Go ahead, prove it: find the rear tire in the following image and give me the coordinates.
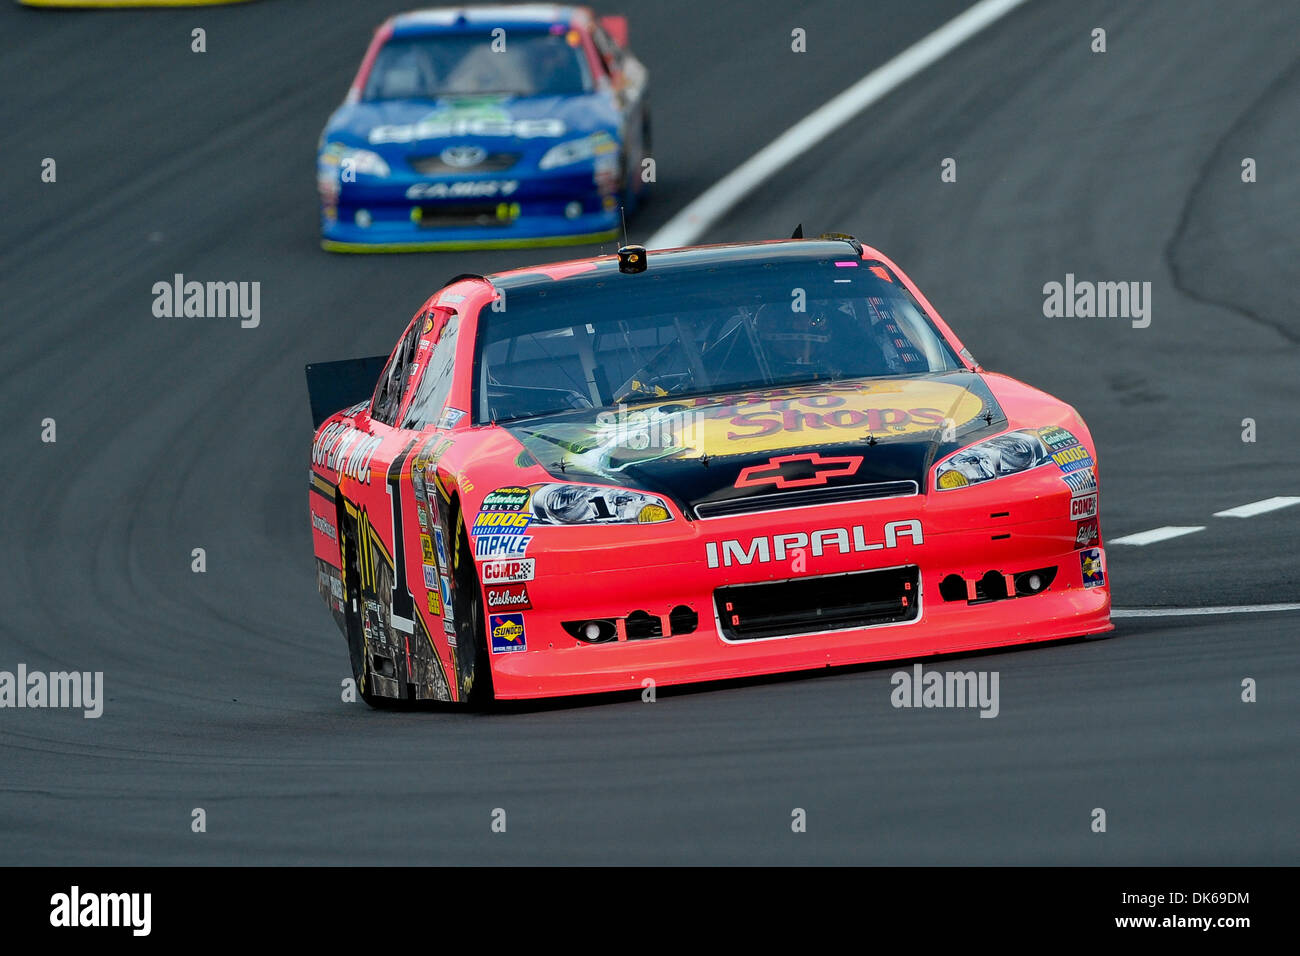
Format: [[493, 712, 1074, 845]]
[[340, 513, 396, 709]]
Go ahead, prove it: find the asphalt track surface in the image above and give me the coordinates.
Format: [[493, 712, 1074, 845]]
[[1, 0, 1296, 864]]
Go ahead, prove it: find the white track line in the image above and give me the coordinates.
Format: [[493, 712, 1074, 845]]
[[1213, 496, 1300, 518], [1113, 603, 1300, 618], [645, 0, 1033, 249], [1109, 526, 1205, 546]]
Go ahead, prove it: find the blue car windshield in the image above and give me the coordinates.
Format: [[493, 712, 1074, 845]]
[[469, 257, 966, 425], [363, 30, 591, 99]]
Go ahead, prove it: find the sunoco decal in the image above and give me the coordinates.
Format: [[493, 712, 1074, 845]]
[[489, 613, 527, 654]]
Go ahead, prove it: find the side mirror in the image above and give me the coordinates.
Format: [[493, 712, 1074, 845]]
[[598, 15, 629, 48]]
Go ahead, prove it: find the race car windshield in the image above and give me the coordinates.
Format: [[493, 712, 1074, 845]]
[[469, 258, 966, 425], [363, 31, 592, 100]]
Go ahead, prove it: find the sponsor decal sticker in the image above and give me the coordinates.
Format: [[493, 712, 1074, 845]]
[[311, 513, 338, 540], [434, 527, 448, 566], [439, 575, 454, 620], [1080, 548, 1105, 588], [481, 486, 531, 512], [475, 534, 532, 558], [1050, 444, 1094, 474], [472, 511, 532, 535], [1075, 519, 1100, 548], [422, 564, 438, 588], [486, 584, 532, 611], [1038, 426, 1079, 450], [489, 613, 527, 654], [1063, 468, 1097, 494], [427, 590, 442, 616], [420, 534, 436, 563], [481, 558, 535, 583], [436, 408, 466, 430], [1070, 492, 1099, 520]]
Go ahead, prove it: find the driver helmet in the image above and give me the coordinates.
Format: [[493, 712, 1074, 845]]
[[754, 300, 854, 372]]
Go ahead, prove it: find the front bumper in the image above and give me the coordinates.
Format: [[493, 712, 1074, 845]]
[[481, 482, 1113, 699], [319, 169, 621, 252]]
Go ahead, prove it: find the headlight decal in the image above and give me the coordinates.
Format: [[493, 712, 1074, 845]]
[[933, 426, 1099, 504], [538, 131, 617, 170], [933, 430, 1052, 490], [321, 143, 391, 180], [529, 483, 673, 525]]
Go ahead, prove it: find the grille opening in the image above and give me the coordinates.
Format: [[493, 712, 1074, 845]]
[[409, 152, 520, 174], [939, 574, 968, 602], [668, 605, 699, 635], [371, 654, 396, 678], [975, 571, 1008, 602], [414, 203, 518, 229], [695, 480, 917, 518], [625, 610, 663, 640], [715, 566, 919, 641]]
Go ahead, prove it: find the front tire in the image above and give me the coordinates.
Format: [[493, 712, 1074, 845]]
[[451, 509, 495, 707]]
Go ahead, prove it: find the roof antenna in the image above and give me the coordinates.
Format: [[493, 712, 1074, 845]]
[[620, 204, 630, 248], [791, 223, 804, 239]]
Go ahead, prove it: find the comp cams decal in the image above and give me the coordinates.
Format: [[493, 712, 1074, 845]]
[[481, 559, 535, 584]]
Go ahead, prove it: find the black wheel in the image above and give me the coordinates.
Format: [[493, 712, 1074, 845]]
[[340, 514, 393, 709], [450, 508, 494, 707]]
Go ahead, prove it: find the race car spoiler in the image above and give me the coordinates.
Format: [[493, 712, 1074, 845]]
[[305, 355, 387, 428]]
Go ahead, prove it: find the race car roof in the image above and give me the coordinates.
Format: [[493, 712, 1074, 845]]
[[483, 238, 868, 293], [391, 5, 583, 36]]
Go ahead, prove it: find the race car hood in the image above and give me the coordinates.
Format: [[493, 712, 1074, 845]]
[[323, 93, 618, 158], [501, 372, 1008, 516]]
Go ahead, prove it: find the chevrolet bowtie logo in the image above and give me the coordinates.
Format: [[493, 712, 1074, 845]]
[[734, 452, 864, 490]]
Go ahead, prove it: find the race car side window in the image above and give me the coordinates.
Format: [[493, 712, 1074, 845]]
[[590, 26, 623, 76], [371, 319, 420, 426], [402, 311, 462, 429]]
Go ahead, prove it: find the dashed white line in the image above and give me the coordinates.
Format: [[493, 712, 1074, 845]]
[[1213, 496, 1300, 519], [645, 0, 1033, 249], [1113, 603, 1300, 618], [1109, 526, 1205, 546]]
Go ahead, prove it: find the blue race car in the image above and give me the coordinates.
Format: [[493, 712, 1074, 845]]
[[317, 5, 651, 252]]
